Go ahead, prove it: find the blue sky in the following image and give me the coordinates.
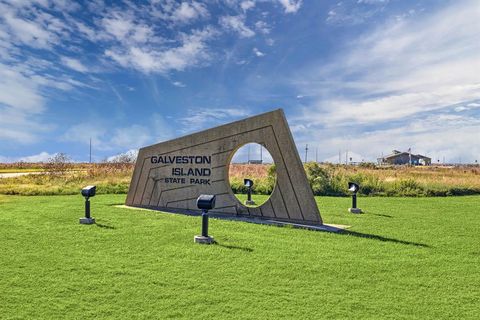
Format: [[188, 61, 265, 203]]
[[0, 0, 479, 163]]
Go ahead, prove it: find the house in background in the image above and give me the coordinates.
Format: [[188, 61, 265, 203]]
[[377, 150, 432, 166]]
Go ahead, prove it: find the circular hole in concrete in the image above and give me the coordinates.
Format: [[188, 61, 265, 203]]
[[228, 143, 276, 208]]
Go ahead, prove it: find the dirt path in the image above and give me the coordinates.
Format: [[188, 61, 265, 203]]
[[0, 172, 44, 179]]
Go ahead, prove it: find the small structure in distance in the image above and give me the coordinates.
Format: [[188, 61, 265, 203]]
[[378, 150, 431, 166]]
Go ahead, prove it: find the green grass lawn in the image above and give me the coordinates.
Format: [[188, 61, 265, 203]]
[[0, 194, 479, 319]]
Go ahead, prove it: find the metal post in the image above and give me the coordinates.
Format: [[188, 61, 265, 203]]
[[247, 187, 252, 202], [352, 193, 357, 209], [201, 210, 209, 237], [85, 198, 91, 219]]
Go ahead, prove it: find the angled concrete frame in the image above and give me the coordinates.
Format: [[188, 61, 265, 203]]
[[126, 109, 322, 225]]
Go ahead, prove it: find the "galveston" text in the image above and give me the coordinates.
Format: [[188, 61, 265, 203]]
[[151, 155, 211, 164]]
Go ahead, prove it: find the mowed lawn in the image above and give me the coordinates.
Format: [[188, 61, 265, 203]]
[[0, 194, 479, 319]]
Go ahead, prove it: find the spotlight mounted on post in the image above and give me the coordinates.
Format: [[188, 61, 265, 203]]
[[347, 182, 362, 214], [80, 185, 96, 224], [194, 194, 216, 244], [244, 178, 255, 206]]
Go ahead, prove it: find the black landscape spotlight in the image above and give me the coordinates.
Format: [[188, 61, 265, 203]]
[[194, 194, 216, 244], [348, 182, 362, 214], [80, 185, 96, 224], [244, 178, 255, 206]]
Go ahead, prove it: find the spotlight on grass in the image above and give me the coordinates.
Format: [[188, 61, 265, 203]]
[[80, 185, 96, 224], [348, 182, 363, 214], [244, 178, 255, 206], [194, 194, 216, 244]]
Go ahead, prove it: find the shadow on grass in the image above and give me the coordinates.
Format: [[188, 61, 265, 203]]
[[340, 230, 430, 248], [213, 241, 254, 252], [371, 213, 394, 218], [96, 223, 115, 230]]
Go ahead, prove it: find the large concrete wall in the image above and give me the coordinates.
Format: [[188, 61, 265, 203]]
[[126, 109, 322, 225]]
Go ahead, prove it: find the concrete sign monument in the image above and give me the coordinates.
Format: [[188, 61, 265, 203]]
[[126, 109, 322, 225]]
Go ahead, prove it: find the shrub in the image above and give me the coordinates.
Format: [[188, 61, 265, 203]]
[[44, 153, 73, 176], [304, 162, 331, 195]]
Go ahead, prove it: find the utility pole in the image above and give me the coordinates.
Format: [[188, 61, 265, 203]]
[[346, 150, 348, 165], [247, 144, 250, 163], [305, 144, 309, 163], [339, 150, 341, 164], [89, 138, 92, 164], [260, 144, 263, 163], [315, 146, 318, 163]]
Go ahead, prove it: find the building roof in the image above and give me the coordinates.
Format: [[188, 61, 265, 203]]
[[381, 150, 431, 161]]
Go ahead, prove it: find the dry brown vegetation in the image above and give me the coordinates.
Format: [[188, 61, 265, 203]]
[[0, 163, 134, 195], [231, 163, 480, 196], [230, 163, 480, 188], [334, 165, 480, 189], [228, 164, 271, 179], [1, 162, 479, 196]]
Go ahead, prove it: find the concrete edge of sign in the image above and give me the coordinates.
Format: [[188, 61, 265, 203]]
[[79, 217, 96, 224], [115, 205, 350, 233], [194, 235, 215, 244], [348, 208, 363, 214]]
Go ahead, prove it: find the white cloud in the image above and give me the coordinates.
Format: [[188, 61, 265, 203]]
[[101, 11, 156, 45], [253, 47, 265, 57], [172, 81, 186, 87], [171, 1, 209, 23], [220, 15, 255, 38], [0, 59, 60, 142], [297, 0, 480, 125], [110, 125, 153, 149], [241, 1, 256, 11], [62, 114, 173, 151], [2, 11, 56, 49], [104, 27, 216, 73], [0, 63, 45, 113], [0, 151, 58, 163], [0, 2, 75, 51], [326, 0, 389, 25], [324, 151, 366, 164], [19, 151, 56, 162], [0, 2, 95, 143], [61, 56, 88, 73], [106, 149, 138, 162], [277, 0, 302, 13], [291, 0, 480, 162], [62, 123, 107, 149], [177, 108, 252, 133], [293, 113, 480, 163], [254, 21, 270, 34], [455, 106, 468, 112], [231, 143, 274, 164]]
